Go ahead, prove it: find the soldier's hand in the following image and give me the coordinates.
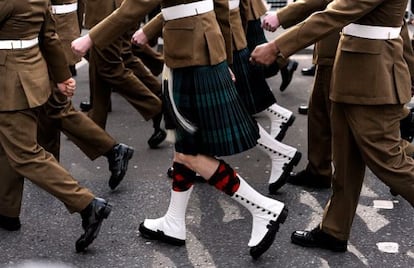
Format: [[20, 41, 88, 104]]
[[262, 12, 280, 32], [71, 34, 93, 57], [131, 29, 148, 46], [250, 41, 279, 66], [57, 78, 76, 97]]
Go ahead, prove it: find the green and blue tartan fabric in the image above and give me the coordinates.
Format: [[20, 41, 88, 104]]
[[232, 47, 276, 114], [171, 61, 259, 156]]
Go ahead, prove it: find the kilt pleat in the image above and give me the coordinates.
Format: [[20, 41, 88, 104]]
[[233, 48, 276, 114], [232, 48, 257, 114], [246, 19, 267, 52], [172, 61, 259, 156]]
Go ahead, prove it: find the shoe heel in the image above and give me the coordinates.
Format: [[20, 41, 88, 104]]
[[126, 148, 134, 160], [285, 114, 295, 126], [100, 203, 112, 219], [277, 207, 288, 224], [291, 151, 302, 166]]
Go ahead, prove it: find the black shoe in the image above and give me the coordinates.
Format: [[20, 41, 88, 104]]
[[275, 114, 295, 141], [0, 214, 21, 231], [301, 65, 316, 76], [80, 101, 92, 112], [107, 143, 134, 190], [298, 105, 309, 115], [280, 60, 298, 92], [269, 151, 302, 194], [76, 198, 112, 252], [263, 60, 280, 78], [291, 226, 347, 252], [287, 169, 331, 189], [147, 129, 167, 149], [166, 166, 205, 183], [400, 107, 414, 142]]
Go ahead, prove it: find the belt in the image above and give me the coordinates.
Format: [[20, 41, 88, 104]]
[[342, 23, 401, 40], [162, 0, 214, 21], [229, 0, 240, 10], [0, 38, 39, 50], [51, 3, 78, 14]]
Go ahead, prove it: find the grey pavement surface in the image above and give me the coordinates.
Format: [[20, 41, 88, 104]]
[[1, 31, 414, 268]]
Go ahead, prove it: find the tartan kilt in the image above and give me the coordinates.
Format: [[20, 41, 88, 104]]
[[171, 61, 259, 156], [232, 48, 276, 114], [246, 19, 267, 52]]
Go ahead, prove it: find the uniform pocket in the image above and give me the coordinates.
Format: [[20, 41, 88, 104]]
[[340, 35, 383, 54], [163, 19, 195, 61], [334, 36, 383, 97]]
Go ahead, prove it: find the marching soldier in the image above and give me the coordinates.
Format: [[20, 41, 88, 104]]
[[0, 0, 111, 252], [251, 0, 414, 251], [72, 0, 288, 259]]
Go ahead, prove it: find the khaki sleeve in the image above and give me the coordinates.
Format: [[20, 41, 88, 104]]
[[142, 13, 164, 42], [277, 0, 330, 29], [89, 0, 161, 49], [40, 5, 71, 83], [214, 0, 232, 64]]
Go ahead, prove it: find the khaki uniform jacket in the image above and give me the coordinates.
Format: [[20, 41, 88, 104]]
[[277, 0, 338, 66], [275, 0, 411, 105], [245, 0, 267, 21], [239, 0, 267, 32], [51, 0, 81, 65], [89, 0, 231, 68], [278, 0, 414, 76], [140, 0, 232, 67], [229, 1, 248, 51], [142, 0, 233, 64], [84, 0, 123, 29], [0, 0, 71, 112]]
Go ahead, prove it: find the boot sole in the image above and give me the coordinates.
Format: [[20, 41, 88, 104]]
[[250, 207, 289, 259], [148, 130, 167, 149], [291, 232, 347, 252], [269, 151, 302, 194], [275, 114, 296, 141], [76, 203, 112, 252], [109, 148, 134, 190], [139, 222, 185, 246]]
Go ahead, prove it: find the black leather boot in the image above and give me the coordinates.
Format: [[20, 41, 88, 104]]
[[291, 226, 347, 252], [106, 143, 134, 190], [76, 198, 112, 252], [287, 169, 331, 189], [148, 113, 167, 149], [0, 214, 21, 231], [301, 65, 316, 76], [80, 101, 92, 112], [280, 60, 298, 91]]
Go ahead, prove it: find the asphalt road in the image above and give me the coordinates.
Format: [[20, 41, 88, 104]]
[[1, 33, 413, 268]]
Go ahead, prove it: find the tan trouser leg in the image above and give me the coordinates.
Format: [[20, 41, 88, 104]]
[[0, 109, 94, 213]]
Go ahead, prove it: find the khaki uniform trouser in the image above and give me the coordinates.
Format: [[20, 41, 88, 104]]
[[306, 65, 333, 182], [0, 91, 117, 217], [321, 102, 414, 241], [131, 44, 164, 77], [306, 65, 414, 180], [39, 89, 117, 160], [88, 32, 162, 129], [0, 108, 94, 217]]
